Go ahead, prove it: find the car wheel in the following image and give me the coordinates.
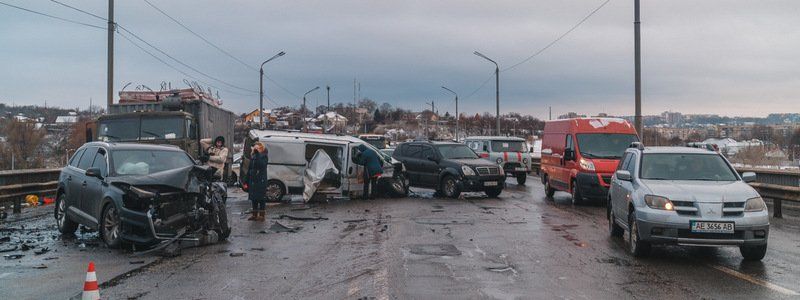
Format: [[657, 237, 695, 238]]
[[55, 193, 78, 235], [571, 180, 583, 205], [212, 198, 231, 239], [100, 203, 122, 248], [740, 244, 767, 261], [441, 175, 461, 199], [485, 187, 502, 198], [516, 173, 527, 185], [544, 175, 555, 199], [608, 198, 624, 237], [390, 173, 409, 197], [628, 210, 651, 257], [266, 180, 285, 202]]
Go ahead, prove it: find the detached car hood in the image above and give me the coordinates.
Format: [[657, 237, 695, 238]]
[[640, 180, 759, 203], [110, 165, 212, 193]]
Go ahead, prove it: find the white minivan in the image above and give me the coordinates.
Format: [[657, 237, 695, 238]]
[[240, 130, 408, 201]]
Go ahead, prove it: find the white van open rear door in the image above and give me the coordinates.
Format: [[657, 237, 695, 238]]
[[344, 143, 366, 198]]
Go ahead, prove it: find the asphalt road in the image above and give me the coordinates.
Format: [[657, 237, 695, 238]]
[[2, 178, 800, 299]]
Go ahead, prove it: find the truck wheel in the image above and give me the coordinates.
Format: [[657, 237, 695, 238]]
[[516, 173, 527, 185], [608, 198, 623, 237], [485, 187, 502, 198], [441, 175, 461, 199], [544, 175, 555, 199], [628, 210, 651, 257], [740, 244, 767, 261], [55, 193, 78, 235], [100, 203, 123, 248], [266, 180, 285, 202], [571, 179, 583, 205]]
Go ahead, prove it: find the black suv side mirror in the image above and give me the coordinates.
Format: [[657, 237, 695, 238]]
[[85, 167, 103, 179]]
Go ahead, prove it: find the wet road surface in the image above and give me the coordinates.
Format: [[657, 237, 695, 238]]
[[2, 177, 800, 299]]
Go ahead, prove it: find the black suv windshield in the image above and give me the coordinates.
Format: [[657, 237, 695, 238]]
[[112, 150, 194, 176], [576, 133, 638, 159], [640, 153, 738, 181], [491, 140, 525, 152], [436, 144, 478, 159]]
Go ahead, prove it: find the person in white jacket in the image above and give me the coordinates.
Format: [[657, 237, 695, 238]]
[[200, 136, 229, 179]]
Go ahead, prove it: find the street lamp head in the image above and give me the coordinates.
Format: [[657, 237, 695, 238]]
[[277, 51, 285, 56], [474, 51, 498, 66]]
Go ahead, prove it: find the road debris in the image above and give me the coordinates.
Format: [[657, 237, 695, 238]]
[[33, 247, 49, 255], [229, 252, 245, 257], [343, 219, 367, 223], [269, 221, 302, 233], [129, 260, 146, 264], [278, 214, 329, 221], [3, 254, 24, 260], [33, 264, 48, 269], [409, 244, 461, 256], [250, 247, 265, 251]]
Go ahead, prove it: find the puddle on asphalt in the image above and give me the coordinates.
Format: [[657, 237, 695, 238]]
[[408, 244, 462, 256]]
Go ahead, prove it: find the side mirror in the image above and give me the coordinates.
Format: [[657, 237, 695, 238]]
[[741, 171, 756, 183], [482, 145, 488, 152], [85, 167, 103, 179], [615, 170, 632, 182], [426, 155, 438, 162], [564, 149, 575, 161]]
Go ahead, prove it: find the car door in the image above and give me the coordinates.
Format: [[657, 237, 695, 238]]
[[617, 152, 638, 221], [418, 145, 440, 187], [346, 143, 366, 196], [555, 134, 575, 190], [611, 152, 632, 219], [74, 146, 98, 215], [399, 144, 423, 185], [82, 147, 109, 219], [64, 148, 86, 210]]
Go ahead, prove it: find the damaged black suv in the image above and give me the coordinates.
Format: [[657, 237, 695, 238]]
[[55, 142, 230, 248]]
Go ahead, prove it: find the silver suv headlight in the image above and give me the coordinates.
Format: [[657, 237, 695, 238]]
[[745, 197, 766, 212], [461, 165, 476, 176], [644, 195, 674, 211]]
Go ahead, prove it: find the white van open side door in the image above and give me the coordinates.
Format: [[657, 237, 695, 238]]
[[344, 143, 366, 198]]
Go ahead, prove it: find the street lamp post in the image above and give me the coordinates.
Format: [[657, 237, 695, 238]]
[[302, 86, 320, 132], [326, 85, 331, 111], [474, 51, 500, 136], [259, 51, 285, 129], [633, 0, 643, 139], [441, 86, 458, 141]]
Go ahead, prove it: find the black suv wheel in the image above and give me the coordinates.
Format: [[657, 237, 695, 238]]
[[100, 202, 123, 248], [55, 192, 78, 235], [441, 175, 461, 199]]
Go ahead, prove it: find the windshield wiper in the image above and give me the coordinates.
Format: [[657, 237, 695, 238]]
[[141, 130, 162, 138]]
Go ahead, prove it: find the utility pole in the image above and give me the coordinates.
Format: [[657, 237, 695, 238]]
[[634, 0, 643, 138], [474, 51, 500, 136], [259, 51, 285, 129], [326, 85, 330, 111], [549, 106, 552, 120], [442, 86, 458, 141], [107, 0, 114, 110]]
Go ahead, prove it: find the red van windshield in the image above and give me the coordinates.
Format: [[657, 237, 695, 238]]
[[576, 134, 638, 159]]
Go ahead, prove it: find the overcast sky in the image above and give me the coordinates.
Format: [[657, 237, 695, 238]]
[[1, 0, 798, 119]]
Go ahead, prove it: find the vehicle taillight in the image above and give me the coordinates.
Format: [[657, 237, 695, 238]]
[[480, 153, 489, 158]]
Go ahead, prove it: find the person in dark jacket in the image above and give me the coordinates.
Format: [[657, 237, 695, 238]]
[[247, 142, 269, 221], [354, 144, 383, 199]]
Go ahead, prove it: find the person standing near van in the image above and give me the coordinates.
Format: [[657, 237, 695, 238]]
[[354, 144, 382, 199], [200, 136, 229, 179], [246, 142, 268, 221]]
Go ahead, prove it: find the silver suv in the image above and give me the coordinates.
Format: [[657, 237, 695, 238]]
[[607, 144, 769, 260]]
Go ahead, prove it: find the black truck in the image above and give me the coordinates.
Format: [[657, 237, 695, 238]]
[[91, 94, 236, 183]]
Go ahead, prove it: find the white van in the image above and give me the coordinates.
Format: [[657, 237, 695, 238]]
[[240, 130, 408, 201]]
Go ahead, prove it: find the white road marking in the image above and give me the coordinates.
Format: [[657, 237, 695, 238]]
[[709, 264, 799, 296]]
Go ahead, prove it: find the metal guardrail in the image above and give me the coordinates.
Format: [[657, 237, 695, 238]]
[[0, 168, 61, 213], [735, 167, 800, 218]]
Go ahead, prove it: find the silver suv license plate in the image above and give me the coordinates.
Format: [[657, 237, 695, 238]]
[[691, 221, 734, 234]]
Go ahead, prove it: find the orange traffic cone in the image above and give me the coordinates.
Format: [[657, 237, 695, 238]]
[[82, 261, 100, 300]]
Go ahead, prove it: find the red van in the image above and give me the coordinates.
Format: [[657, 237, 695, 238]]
[[540, 118, 639, 204]]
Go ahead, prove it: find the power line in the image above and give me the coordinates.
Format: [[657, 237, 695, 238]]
[[116, 24, 259, 94], [503, 0, 611, 72], [140, 0, 301, 99], [49, 0, 105, 21], [0, 1, 104, 29]]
